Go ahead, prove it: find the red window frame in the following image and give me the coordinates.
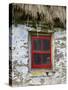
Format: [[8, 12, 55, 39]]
[[31, 35, 52, 69]]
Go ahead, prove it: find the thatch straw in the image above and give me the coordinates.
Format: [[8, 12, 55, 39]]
[[11, 4, 66, 29]]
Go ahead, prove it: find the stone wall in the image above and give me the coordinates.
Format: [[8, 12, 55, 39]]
[[10, 24, 66, 86]]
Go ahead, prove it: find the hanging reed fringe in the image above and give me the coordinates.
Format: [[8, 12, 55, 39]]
[[11, 4, 66, 29]]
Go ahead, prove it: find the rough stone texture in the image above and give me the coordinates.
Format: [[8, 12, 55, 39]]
[[11, 24, 66, 86]]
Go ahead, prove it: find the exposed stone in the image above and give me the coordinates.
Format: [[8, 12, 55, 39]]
[[17, 58, 28, 65], [40, 78, 45, 85], [11, 25, 66, 86], [29, 78, 41, 85], [48, 72, 53, 76], [15, 78, 21, 83], [16, 66, 28, 74]]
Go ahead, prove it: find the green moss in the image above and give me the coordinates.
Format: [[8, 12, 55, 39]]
[[12, 16, 65, 30]]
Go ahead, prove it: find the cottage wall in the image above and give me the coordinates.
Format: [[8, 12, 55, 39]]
[[10, 24, 66, 86]]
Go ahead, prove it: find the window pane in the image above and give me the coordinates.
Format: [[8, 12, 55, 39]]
[[34, 54, 41, 64], [34, 39, 41, 51], [42, 54, 50, 64], [43, 39, 50, 51]]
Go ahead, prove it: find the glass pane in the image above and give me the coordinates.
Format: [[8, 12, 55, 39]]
[[34, 39, 41, 51], [43, 39, 50, 51], [34, 54, 41, 64], [42, 54, 50, 64]]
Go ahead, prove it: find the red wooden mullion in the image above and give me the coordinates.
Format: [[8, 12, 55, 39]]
[[32, 51, 50, 54], [31, 38, 34, 68], [32, 36, 51, 40], [41, 40, 43, 64], [50, 35, 52, 68]]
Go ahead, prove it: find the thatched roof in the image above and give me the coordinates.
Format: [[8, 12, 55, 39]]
[[10, 3, 66, 29]]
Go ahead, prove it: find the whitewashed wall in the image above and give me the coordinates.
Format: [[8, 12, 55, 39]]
[[10, 24, 66, 86]]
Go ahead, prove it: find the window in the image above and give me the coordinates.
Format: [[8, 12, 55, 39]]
[[31, 35, 52, 69]]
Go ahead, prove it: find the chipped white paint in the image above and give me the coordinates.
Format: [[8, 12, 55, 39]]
[[30, 78, 41, 85], [16, 66, 28, 74], [17, 58, 28, 65], [11, 24, 66, 86]]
